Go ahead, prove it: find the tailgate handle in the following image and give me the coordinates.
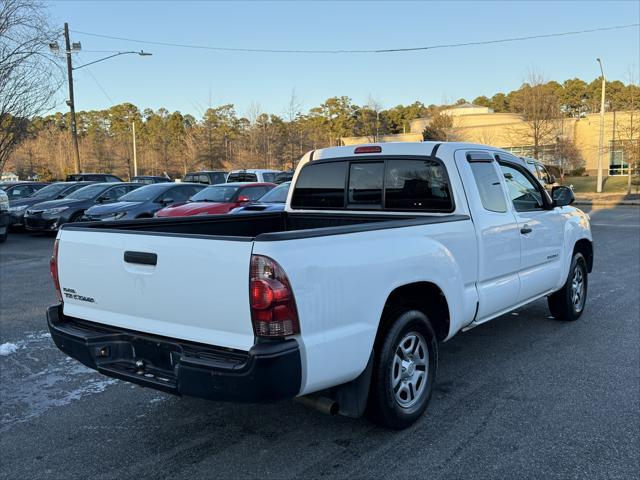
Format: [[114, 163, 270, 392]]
[[124, 251, 157, 266]]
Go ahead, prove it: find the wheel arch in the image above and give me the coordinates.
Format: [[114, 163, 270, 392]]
[[573, 238, 593, 273], [379, 281, 451, 343]]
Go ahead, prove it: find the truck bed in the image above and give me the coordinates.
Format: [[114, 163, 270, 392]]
[[63, 211, 470, 241]]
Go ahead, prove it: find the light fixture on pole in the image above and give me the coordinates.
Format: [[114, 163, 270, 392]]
[[596, 58, 606, 194], [49, 25, 153, 174]]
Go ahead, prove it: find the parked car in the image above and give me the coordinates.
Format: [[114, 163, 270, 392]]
[[0, 189, 8, 243], [226, 169, 281, 183], [82, 182, 206, 221], [131, 175, 173, 184], [230, 181, 290, 214], [155, 182, 276, 217], [24, 182, 140, 231], [47, 142, 592, 429], [182, 171, 228, 185], [522, 157, 559, 189], [6, 181, 96, 227], [0, 182, 49, 201], [66, 173, 123, 182], [274, 170, 294, 184]]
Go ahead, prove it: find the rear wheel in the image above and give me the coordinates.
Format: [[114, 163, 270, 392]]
[[366, 309, 437, 429], [0, 228, 7, 243], [548, 252, 588, 321]]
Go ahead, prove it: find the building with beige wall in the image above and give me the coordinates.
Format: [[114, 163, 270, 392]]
[[342, 104, 639, 176]]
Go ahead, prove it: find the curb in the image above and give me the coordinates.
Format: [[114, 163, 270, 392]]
[[574, 200, 640, 206]]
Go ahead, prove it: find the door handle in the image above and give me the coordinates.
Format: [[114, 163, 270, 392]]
[[520, 225, 532, 235], [124, 251, 157, 266]]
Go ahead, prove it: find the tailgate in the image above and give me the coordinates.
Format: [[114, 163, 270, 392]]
[[57, 229, 255, 351]]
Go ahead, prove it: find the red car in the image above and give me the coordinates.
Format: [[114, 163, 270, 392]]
[[155, 182, 276, 217]]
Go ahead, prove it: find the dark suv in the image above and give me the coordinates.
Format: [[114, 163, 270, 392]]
[[182, 171, 227, 185], [66, 173, 123, 182]]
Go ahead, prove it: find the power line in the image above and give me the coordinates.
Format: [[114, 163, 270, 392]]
[[71, 23, 639, 54], [75, 54, 115, 105]]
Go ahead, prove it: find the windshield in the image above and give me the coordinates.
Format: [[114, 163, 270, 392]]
[[119, 183, 169, 202], [257, 182, 290, 203], [30, 183, 69, 198], [190, 185, 239, 202], [65, 184, 109, 200]]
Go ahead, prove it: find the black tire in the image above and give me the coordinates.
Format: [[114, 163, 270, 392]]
[[366, 308, 438, 429], [0, 231, 7, 243], [548, 252, 588, 321], [70, 211, 84, 222]]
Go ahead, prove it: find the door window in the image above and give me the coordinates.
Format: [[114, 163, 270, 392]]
[[103, 186, 128, 201], [469, 162, 507, 213], [499, 163, 545, 212], [8, 185, 33, 199], [241, 186, 269, 201]]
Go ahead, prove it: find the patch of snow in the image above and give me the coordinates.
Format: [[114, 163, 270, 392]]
[[0, 343, 19, 356]]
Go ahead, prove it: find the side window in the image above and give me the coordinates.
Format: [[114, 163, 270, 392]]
[[536, 164, 551, 184], [199, 174, 210, 184], [106, 176, 120, 182], [8, 186, 32, 199], [469, 162, 507, 213], [291, 162, 347, 209], [242, 186, 269, 201], [171, 187, 192, 203], [262, 173, 276, 183], [103, 186, 127, 200], [184, 174, 194, 183], [499, 163, 544, 212], [348, 162, 383, 206], [211, 173, 226, 184], [385, 159, 453, 211]]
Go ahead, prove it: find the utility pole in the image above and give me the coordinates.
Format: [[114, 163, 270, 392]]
[[132, 122, 138, 177], [596, 58, 606, 193], [64, 23, 81, 173]]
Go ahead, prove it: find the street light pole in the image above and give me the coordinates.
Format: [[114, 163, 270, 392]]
[[132, 122, 138, 177], [55, 25, 152, 175], [64, 23, 81, 173], [596, 58, 606, 193]]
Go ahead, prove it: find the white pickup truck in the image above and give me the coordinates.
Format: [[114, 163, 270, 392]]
[[48, 142, 593, 429]]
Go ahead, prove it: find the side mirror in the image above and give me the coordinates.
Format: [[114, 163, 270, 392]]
[[552, 186, 574, 207], [237, 195, 250, 203], [97, 195, 110, 203], [162, 197, 174, 205]]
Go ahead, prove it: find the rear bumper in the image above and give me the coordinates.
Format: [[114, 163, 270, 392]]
[[47, 304, 302, 402]]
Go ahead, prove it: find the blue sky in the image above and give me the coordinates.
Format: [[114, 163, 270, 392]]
[[46, 1, 639, 118]]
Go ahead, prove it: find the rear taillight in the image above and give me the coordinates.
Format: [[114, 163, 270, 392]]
[[249, 255, 299, 338], [50, 239, 63, 303]]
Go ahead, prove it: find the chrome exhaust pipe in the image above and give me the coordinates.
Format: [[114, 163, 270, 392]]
[[295, 395, 339, 416]]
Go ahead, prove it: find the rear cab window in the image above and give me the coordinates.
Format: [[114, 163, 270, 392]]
[[291, 157, 454, 212], [227, 172, 258, 182]]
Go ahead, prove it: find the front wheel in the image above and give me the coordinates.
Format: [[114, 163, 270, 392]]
[[548, 252, 588, 321], [366, 309, 437, 429]]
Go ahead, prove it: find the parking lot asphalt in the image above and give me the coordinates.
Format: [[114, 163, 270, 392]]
[[1, 206, 639, 480]]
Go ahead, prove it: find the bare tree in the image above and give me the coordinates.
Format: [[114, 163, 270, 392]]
[[508, 72, 561, 159], [284, 88, 302, 169], [0, 0, 62, 174], [617, 69, 639, 194]]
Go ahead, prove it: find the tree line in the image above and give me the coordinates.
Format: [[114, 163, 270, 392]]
[[4, 76, 638, 181]]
